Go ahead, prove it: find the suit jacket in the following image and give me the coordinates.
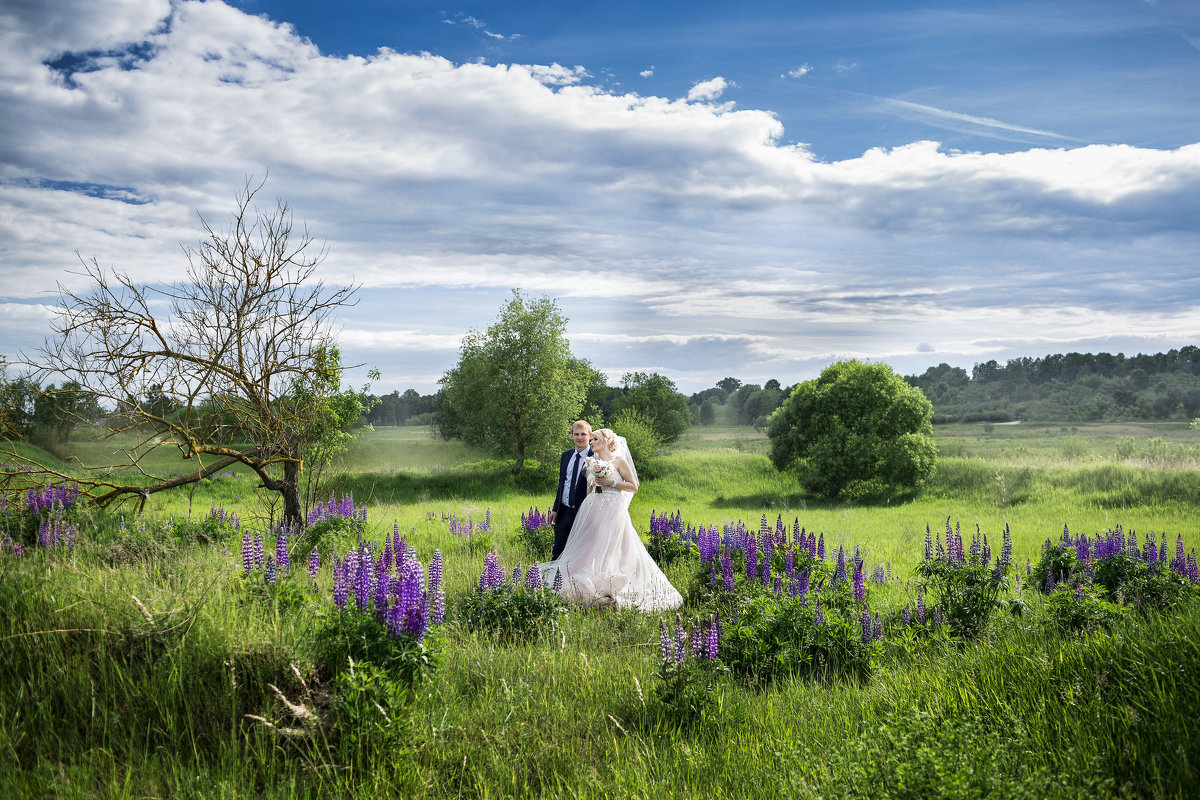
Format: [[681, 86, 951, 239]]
[[552, 447, 592, 513]]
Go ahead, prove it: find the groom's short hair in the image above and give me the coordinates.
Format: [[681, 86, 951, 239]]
[[572, 420, 592, 433]]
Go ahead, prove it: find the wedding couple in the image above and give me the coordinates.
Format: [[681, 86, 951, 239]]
[[538, 420, 683, 611]]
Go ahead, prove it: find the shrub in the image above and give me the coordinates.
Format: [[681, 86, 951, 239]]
[[455, 550, 567, 643], [767, 360, 936, 499], [1045, 584, 1128, 633], [610, 408, 663, 478], [916, 520, 1013, 639]]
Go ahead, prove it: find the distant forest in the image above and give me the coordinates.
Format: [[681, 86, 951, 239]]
[[361, 346, 1200, 429], [905, 346, 1200, 424]]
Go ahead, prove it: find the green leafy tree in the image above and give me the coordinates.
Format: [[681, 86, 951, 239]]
[[438, 290, 585, 473], [767, 360, 937, 499], [617, 371, 690, 443]]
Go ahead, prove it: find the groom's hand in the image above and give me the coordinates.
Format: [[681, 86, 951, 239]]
[[548, 510, 558, 525]]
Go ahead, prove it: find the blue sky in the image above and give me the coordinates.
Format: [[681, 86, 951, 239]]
[[2, 0, 1199, 394]]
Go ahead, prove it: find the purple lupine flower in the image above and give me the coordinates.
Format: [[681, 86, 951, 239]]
[[512, 565, 522, 585], [480, 550, 504, 592], [814, 601, 824, 626], [253, 532, 265, 569], [1045, 570, 1056, 594], [524, 564, 541, 590], [690, 620, 704, 658], [917, 587, 926, 625], [785, 544, 795, 579], [773, 575, 783, 596], [924, 524, 933, 562], [673, 616, 687, 666], [834, 546, 847, 585], [307, 549, 320, 578], [902, 605, 911, 626], [795, 567, 810, 599], [704, 617, 719, 661], [241, 533, 254, 573], [552, 568, 563, 592], [333, 559, 348, 610], [721, 549, 735, 592], [817, 532, 825, 560], [861, 606, 872, 643], [853, 560, 865, 601], [760, 553, 771, 585], [275, 526, 290, 574], [710, 564, 719, 589], [873, 612, 882, 641], [659, 619, 672, 666], [264, 556, 277, 585]]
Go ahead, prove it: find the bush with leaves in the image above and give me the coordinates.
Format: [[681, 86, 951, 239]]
[[916, 521, 1014, 639], [455, 550, 567, 643], [1045, 584, 1129, 634]]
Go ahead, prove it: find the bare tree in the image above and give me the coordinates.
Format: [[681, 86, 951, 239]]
[[3, 181, 362, 527]]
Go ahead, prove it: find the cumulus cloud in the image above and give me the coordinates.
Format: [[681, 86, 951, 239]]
[[0, 0, 1197, 391], [640, 66, 654, 78], [784, 64, 812, 78], [686, 76, 729, 102]]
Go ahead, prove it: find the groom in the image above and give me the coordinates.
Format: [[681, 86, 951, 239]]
[[548, 420, 592, 560]]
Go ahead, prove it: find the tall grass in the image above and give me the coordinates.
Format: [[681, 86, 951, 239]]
[[2, 424, 1198, 797]]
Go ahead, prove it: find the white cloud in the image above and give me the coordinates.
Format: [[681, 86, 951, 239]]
[[784, 64, 812, 79], [1, 0, 1199, 393], [640, 67, 654, 78], [686, 76, 729, 102]]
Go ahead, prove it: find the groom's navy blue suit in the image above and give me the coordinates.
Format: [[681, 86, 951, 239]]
[[550, 446, 592, 560]]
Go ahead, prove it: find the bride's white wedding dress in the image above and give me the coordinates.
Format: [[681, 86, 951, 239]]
[[539, 441, 682, 612]]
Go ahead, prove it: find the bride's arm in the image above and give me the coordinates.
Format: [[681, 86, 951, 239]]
[[610, 458, 638, 493]]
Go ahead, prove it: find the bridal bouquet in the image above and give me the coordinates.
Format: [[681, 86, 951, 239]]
[[584, 455, 613, 484]]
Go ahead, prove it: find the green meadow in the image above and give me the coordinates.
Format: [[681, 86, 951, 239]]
[[2, 422, 1198, 798]]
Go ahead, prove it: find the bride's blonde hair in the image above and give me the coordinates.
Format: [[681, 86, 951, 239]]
[[592, 428, 616, 453]]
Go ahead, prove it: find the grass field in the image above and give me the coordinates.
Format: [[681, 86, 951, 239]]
[[2, 422, 1198, 798]]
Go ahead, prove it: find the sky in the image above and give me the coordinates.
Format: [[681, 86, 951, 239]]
[[2, 0, 1199, 395]]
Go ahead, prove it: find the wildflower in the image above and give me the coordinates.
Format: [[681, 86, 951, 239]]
[[524, 563, 541, 590], [902, 604, 911, 626], [264, 556, 277, 585], [917, 586, 926, 625], [552, 568, 564, 592], [704, 617, 719, 661], [307, 548, 320, 578], [659, 619, 672, 666], [861, 606, 872, 643]]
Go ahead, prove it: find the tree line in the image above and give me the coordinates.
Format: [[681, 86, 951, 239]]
[[906, 347, 1200, 423]]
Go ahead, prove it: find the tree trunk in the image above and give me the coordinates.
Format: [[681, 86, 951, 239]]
[[282, 459, 303, 529]]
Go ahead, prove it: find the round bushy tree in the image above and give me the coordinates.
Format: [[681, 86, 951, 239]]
[[767, 360, 936, 499]]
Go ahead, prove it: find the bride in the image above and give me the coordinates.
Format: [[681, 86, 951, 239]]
[[539, 428, 683, 611]]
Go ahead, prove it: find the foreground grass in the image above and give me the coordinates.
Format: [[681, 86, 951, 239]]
[[2, 423, 1199, 797], [2, 531, 1197, 799]]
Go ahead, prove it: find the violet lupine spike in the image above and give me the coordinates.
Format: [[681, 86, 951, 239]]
[[552, 568, 563, 593], [709, 564, 719, 589], [524, 564, 541, 590], [307, 549, 320, 579], [834, 546, 847, 585], [704, 617, 719, 661], [659, 619, 671, 666], [275, 526, 290, 574], [512, 565, 522, 585], [253, 532, 265, 569], [873, 612, 882, 641], [241, 533, 254, 573], [814, 602, 824, 626], [429, 550, 444, 592], [902, 605, 911, 626], [264, 556, 277, 585], [673, 617, 687, 665], [924, 524, 933, 562], [785, 545, 795, 579], [853, 561, 865, 602], [720, 549, 735, 592], [690, 621, 703, 659], [760, 554, 771, 585], [861, 607, 872, 643], [917, 587, 926, 625], [817, 532, 825, 560], [796, 568, 810, 599]]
